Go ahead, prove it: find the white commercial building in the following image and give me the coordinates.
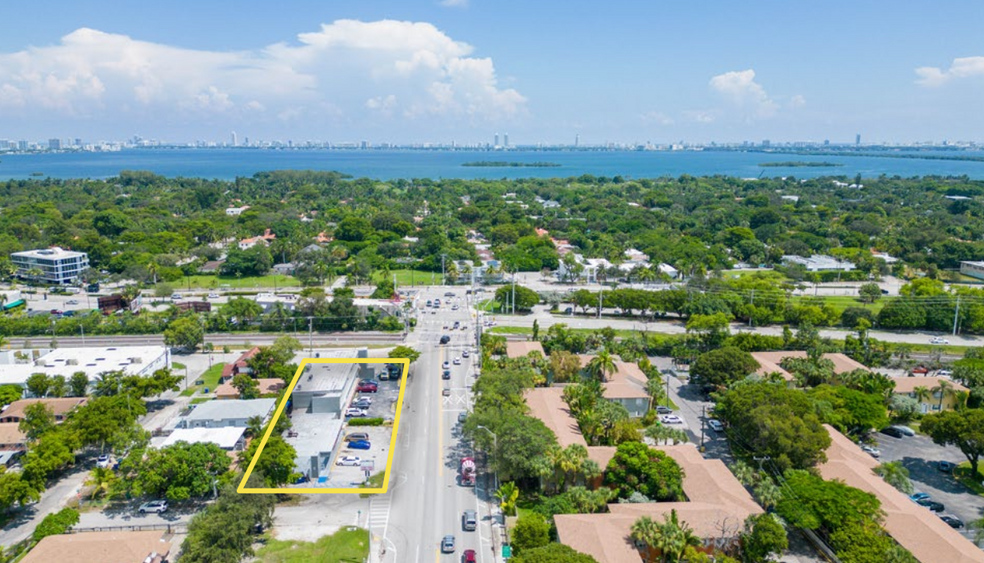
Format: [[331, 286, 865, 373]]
[[961, 261, 984, 281], [177, 399, 276, 429], [0, 346, 170, 391], [161, 426, 247, 451], [11, 247, 89, 284], [782, 254, 856, 272]]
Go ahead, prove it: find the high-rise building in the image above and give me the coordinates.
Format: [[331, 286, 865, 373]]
[[761, 139, 771, 148], [575, 133, 579, 148], [504, 133, 509, 148], [231, 131, 238, 147], [48, 138, 62, 150], [494, 133, 499, 147], [11, 247, 89, 284], [856, 134, 861, 146]]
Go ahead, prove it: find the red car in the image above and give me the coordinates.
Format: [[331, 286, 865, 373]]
[[357, 382, 378, 393], [462, 549, 477, 563]]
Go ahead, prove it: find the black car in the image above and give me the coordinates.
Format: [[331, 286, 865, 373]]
[[881, 426, 905, 438], [940, 515, 964, 528], [443, 370, 451, 380], [440, 335, 451, 344], [916, 498, 945, 512], [938, 460, 955, 473]]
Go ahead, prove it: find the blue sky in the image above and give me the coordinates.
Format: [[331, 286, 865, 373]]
[[1, 1, 982, 144]]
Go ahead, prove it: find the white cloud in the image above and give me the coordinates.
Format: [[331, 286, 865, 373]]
[[0, 20, 525, 132], [709, 69, 779, 119], [916, 56, 984, 87], [683, 110, 717, 124], [440, 0, 469, 7], [788, 94, 806, 108]]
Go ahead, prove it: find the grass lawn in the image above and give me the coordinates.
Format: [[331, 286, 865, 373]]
[[181, 364, 225, 397], [358, 472, 386, 498], [171, 362, 186, 370], [372, 269, 438, 287], [954, 462, 984, 497], [180, 274, 300, 290], [190, 397, 213, 405], [256, 527, 369, 563]]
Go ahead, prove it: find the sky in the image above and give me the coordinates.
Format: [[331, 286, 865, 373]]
[[1, 1, 982, 145]]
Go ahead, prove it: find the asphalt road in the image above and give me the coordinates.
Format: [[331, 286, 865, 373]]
[[4, 332, 403, 349], [381, 288, 500, 563]]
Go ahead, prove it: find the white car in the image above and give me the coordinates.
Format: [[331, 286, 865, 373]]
[[336, 456, 362, 466], [462, 350, 470, 358], [938, 369, 953, 377], [345, 408, 368, 418], [660, 415, 683, 425], [443, 361, 450, 369], [708, 419, 724, 432], [170, 293, 182, 301], [861, 445, 881, 458], [453, 357, 462, 365], [66, 299, 79, 305], [96, 454, 112, 468], [930, 337, 950, 345], [207, 293, 220, 299]]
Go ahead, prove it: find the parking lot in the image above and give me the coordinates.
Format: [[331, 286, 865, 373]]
[[874, 432, 984, 538], [326, 425, 393, 487]]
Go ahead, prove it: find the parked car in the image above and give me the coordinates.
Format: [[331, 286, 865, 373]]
[[655, 406, 673, 415], [357, 395, 373, 405], [940, 515, 964, 528], [708, 419, 724, 432], [441, 535, 456, 553], [139, 500, 168, 514], [458, 411, 468, 423], [96, 454, 112, 468], [916, 498, 945, 512], [357, 382, 378, 393], [660, 415, 683, 425], [881, 426, 905, 438], [443, 387, 451, 397], [937, 369, 953, 377], [336, 456, 362, 466], [343, 432, 369, 442], [452, 305, 459, 311], [345, 408, 368, 418], [445, 292, 455, 298], [462, 549, 477, 563], [910, 492, 931, 502], [563, 307, 574, 315], [353, 398, 372, 409], [938, 460, 955, 473], [893, 425, 916, 437], [930, 336, 950, 345], [861, 445, 880, 458], [348, 440, 371, 450]]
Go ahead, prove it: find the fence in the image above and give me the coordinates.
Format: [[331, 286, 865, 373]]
[[69, 522, 188, 534]]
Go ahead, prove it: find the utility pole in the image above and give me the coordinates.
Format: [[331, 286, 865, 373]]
[[699, 405, 706, 450], [511, 271, 516, 315], [80, 324, 85, 348], [748, 289, 755, 327], [753, 456, 771, 472], [308, 316, 314, 357], [598, 287, 603, 319], [953, 296, 961, 336], [441, 254, 447, 286]]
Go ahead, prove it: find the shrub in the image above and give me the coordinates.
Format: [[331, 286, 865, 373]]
[[347, 418, 385, 426]]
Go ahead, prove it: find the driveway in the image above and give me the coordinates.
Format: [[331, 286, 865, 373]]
[[874, 432, 984, 540]]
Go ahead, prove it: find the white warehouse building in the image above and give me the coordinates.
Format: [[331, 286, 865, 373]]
[[0, 346, 170, 391]]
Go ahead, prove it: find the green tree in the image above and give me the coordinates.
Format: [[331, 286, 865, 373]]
[[238, 435, 300, 487], [806, 385, 889, 436], [604, 441, 684, 501], [69, 371, 90, 397], [232, 374, 260, 400], [686, 312, 732, 352], [180, 476, 275, 563], [25, 373, 51, 398], [127, 441, 231, 501], [47, 376, 67, 398], [496, 481, 519, 516], [549, 350, 582, 383], [495, 285, 540, 312], [874, 461, 913, 494], [510, 543, 599, 563], [67, 395, 146, 451], [222, 297, 265, 324], [371, 278, 395, 299], [691, 346, 761, 388], [0, 385, 22, 407], [163, 316, 204, 351], [19, 403, 56, 442], [858, 283, 883, 305], [741, 513, 788, 563], [921, 409, 984, 475], [586, 349, 616, 383], [388, 345, 421, 364], [33, 507, 79, 543], [630, 510, 701, 563], [512, 511, 551, 552]]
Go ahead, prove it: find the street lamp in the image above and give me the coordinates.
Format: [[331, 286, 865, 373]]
[[475, 425, 498, 492]]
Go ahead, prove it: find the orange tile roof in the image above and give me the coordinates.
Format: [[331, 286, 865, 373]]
[[505, 341, 545, 359], [0, 397, 87, 422], [20, 530, 171, 563], [523, 387, 587, 448], [890, 376, 968, 394], [819, 425, 984, 563], [750, 351, 870, 382]]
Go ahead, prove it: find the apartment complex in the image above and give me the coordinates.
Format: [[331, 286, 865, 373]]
[[11, 247, 89, 284]]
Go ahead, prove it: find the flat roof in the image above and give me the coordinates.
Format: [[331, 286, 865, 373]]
[[161, 426, 247, 450], [524, 387, 587, 448], [182, 399, 275, 423], [819, 425, 984, 563], [20, 530, 171, 563], [287, 412, 344, 474], [295, 362, 358, 394], [505, 341, 545, 358], [0, 346, 167, 384], [11, 247, 87, 259]]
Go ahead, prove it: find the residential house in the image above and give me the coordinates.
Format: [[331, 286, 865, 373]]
[[315, 232, 333, 244], [577, 356, 651, 417], [624, 248, 648, 263], [524, 387, 588, 448], [220, 347, 261, 383], [504, 341, 545, 359], [225, 205, 250, 216], [214, 378, 285, 400], [0, 397, 88, 423], [890, 376, 968, 413], [177, 399, 276, 429], [272, 262, 295, 275], [0, 424, 26, 451], [238, 228, 276, 250], [750, 351, 869, 384], [819, 425, 984, 563], [960, 261, 984, 281], [21, 530, 171, 563]]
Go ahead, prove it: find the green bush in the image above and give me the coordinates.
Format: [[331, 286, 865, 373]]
[[347, 418, 385, 426], [33, 507, 79, 542]]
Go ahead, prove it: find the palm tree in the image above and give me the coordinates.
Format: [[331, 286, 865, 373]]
[[246, 415, 264, 438], [120, 284, 142, 310], [753, 479, 783, 511], [730, 460, 756, 487], [587, 349, 616, 383], [560, 444, 588, 491], [496, 482, 519, 516], [914, 386, 932, 412], [86, 466, 118, 499], [645, 377, 664, 411], [631, 510, 701, 563], [874, 461, 914, 494], [934, 380, 955, 411], [147, 261, 160, 285], [26, 267, 43, 287]]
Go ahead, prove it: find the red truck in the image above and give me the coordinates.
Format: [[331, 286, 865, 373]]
[[460, 457, 476, 487]]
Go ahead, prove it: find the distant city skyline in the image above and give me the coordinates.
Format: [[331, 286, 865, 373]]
[[0, 1, 982, 143]]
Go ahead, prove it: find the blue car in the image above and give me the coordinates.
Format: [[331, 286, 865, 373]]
[[910, 492, 930, 502], [348, 440, 371, 450]]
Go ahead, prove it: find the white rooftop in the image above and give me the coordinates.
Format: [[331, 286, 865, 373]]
[[0, 346, 168, 386], [11, 247, 87, 259], [161, 426, 246, 450], [295, 361, 359, 394], [181, 399, 276, 423]]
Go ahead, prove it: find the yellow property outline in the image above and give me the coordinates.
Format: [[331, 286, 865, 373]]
[[237, 357, 409, 494]]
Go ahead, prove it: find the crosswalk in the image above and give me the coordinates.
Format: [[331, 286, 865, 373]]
[[369, 493, 392, 562]]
